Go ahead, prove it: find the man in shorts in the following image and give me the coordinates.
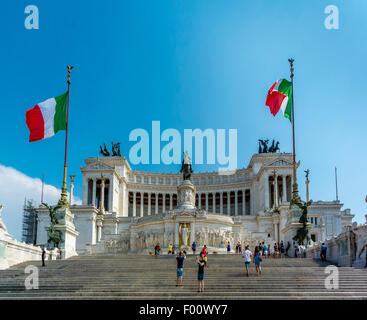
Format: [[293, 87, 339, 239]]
[[176, 250, 186, 286], [242, 245, 252, 277]]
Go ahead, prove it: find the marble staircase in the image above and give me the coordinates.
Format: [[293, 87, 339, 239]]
[[0, 254, 366, 299]]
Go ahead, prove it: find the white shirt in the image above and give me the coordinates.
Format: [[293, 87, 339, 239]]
[[243, 249, 252, 262]]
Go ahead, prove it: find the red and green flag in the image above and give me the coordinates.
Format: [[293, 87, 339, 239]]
[[26, 92, 68, 142], [265, 79, 292, 122]]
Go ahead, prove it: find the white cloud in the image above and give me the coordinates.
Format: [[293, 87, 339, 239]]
[[0, 164, 81, 241]]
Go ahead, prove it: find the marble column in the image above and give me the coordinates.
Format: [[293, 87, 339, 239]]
[[213, 193, 216, 213], [205, 193, 209, 211], [242, 190, 246, 215], [174, 222, 179, 247], [274, 223, 278, 242], [155, 193, 158, 214], [162, 194, 166, 213], [133, 192, 136, 217], [198, 193, 202, 209], [170, 193, 173, 210], [264, 174, 269, 210], [100, 179, 105, 213], [235, 190, 238, 216], [227, 191, 230, 216], [220, 192, 223, 214], [97, 220, 103, 242], [69, 176, 74, 205], [274, 175, 278, 208], [92, 178, 96, 207], [140, 192, 144, 217], [190, 222, 195, 246], [282, 175, 287, 203], [148, 193, 151, 215]]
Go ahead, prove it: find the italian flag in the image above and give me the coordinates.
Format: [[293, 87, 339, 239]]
[[265, 79, 292, 122], [26, 92, 68, 142]]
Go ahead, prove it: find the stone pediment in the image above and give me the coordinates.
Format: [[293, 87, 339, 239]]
[[81, 160, 115, 172], [265, 158, 294, 168]]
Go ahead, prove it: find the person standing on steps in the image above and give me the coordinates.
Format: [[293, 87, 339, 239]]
[[201, 245, 208, 264], [154, 243, 161, 258], [227, 241, 231, 254], [41, 247, 46, 267], [358, 243, 367, 268], [242, 245, 252, 277], [320, 243, 327, 261], [263, 244, 268, 259], [176, 250, 186, 287], [196, 252, 206, 292], [253, 246, 262, 276], [191, 241, 197, 255], [168, 243, 173, 255]]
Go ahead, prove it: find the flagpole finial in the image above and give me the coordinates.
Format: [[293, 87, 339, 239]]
[[288, 58, 294, 79], [66, 65, 74, 84]]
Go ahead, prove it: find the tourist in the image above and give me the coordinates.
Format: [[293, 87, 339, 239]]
[[253, 246, 262, 276], [261, 242, 265, 256], [235, 242, 239, 254], [280, 241, 285, 258], [358, 243, 367, 268], [196, 253, 206, 292], [41, 247, 46, 267], [227, 241, 231, 254], [168, 243, 173, 255], [154, 243, 161, 258], [238, 242, 242, 254], [191, 241, 197, 255], [268, 244, 272, 258], [242, 245, 252, 277], [273, 243, 279, 258], [201, 245, 208, 263], [176, 250, 186, 286], [298, 246, 303, 258], [320, 243, 327, 261], [296, 246, 301, 258], [263, 244, 268, 258]]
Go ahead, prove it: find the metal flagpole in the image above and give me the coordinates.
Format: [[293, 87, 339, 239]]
[[41, 172, 44, 203], [59, 66, 73, 207], [335, 167, 339, 201], [288, 58, 300, 204]]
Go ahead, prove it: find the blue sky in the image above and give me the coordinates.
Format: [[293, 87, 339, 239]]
[[1, 0, 366, 239]]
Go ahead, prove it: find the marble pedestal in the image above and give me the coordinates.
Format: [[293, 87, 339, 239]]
[[54, 206, 79, 259]]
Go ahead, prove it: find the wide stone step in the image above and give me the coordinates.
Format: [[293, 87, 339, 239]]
[[1, 255, 366, 300]]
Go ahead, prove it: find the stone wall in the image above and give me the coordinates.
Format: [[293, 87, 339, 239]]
[[0, 205, 60, 270], [0, 236, 59, 270], [305, 217, 367, 268]]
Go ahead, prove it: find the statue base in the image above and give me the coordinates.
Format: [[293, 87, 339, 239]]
[[54, 206, 79, 259], [177, 180, 196, 210]]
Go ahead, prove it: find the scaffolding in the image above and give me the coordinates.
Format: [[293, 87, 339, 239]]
[[21, 199, 38, 245]]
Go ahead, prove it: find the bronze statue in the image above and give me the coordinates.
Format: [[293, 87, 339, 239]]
[[42, 203, 63, 248], [180, 151, 193, 181], [293, 199, 312, 245], [258, 139, 280, 153], [111, 142, 121, 157], [99, 142, 121, 157]]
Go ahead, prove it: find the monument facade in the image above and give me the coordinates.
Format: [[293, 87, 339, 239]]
[[35, 152, 355, 254]]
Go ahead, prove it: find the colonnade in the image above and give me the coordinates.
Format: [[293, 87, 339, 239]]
[[128, 189, 251, 217]]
